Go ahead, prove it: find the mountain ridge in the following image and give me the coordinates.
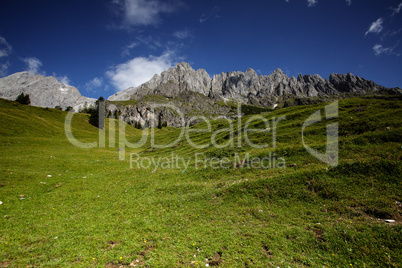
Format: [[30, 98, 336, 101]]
[[108, 62, 401, 107]]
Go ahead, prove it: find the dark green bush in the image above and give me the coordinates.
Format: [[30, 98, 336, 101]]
[[15, 93, 30, 105]]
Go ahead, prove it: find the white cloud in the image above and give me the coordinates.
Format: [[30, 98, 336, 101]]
[[121, 36, 165, 57], [173, 29, 192, 39], [107, 51, 174, 91], [59, 76, 70, 85], [373, 43, 399, 56], [346, 0, 352, 6], [392, 2, 402, 16], [23, 57, 42, 74], [199, 6, 220, 23], [0, 36, 12, 59], [365, 18, 384, 36], [307, 0, 318, 7], [112, 0, 182, 27], [0, 62, 10, 77], [122, 42, 140, 57], [51, 72, 71, 85], [58, 75, 70, 85], [0, 36, 12, 77], [373, 44, 391, 56], [85, 77, 104, 92]]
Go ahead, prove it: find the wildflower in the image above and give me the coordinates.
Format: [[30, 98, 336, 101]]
[[120, 257, 123, 260], [47, 175, 52, 178], [0, 201, 2, 205]]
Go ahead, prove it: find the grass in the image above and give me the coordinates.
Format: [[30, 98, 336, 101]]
[[0, 97, 401, 267]]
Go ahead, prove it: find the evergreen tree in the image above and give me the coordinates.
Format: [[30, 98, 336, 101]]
[[114, 110, 121, 119], [89, 97, 106, 129], [15, 93, 30, 105], [134, 121, 142, 129], [65, 106, 73, 112]]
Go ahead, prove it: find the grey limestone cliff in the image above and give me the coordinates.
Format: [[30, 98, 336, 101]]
[[132, 62, 212, 100], [109, 62, 400, 107], [0, 72, 96, 111]]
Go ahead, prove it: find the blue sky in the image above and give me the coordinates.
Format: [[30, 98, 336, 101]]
[[0, 0, 401, 99]]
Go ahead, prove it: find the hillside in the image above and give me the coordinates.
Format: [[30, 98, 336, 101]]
[[0, 96, 401, 267]]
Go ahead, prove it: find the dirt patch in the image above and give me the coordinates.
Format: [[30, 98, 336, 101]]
[[105, 240, 121, 251], [262, 244, 273, 258], [0, 261, 12, 267], [105, 259, 145, 268], [312, 227, 325, 242], [305, 225, 325, 242], [50, 183, 63, 189], [207, 252, 222, 266], [105, 263, 120, 268], [140, 244, 155, 256]]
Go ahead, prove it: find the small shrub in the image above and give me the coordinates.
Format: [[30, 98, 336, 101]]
[[15, 93, 30, 105], [65, 106, 74, 112]]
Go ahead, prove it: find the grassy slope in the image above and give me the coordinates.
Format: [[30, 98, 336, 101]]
[[0, 97, 401, 267]]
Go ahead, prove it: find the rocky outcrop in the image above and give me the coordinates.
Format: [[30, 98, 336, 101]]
[[109, 91, 235, 128], [0, 72, 96, 111], [130, 62, 212, 100], [109, 62, 400, 107], [108, 86, 138, 101], [329, 73, 384, 93]]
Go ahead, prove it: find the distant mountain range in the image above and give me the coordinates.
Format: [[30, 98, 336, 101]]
[[0, 63, 400, 125], [109, 62, 401, 107]]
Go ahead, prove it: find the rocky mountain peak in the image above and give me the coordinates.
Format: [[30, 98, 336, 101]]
[[0, 72, 95, 111], [108, 61, 400, 107], [175, 61, 193, 72], [273, 68, 285, 75]]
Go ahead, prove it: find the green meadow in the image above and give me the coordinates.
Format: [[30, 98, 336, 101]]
[[0, 96, 401, 267]]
